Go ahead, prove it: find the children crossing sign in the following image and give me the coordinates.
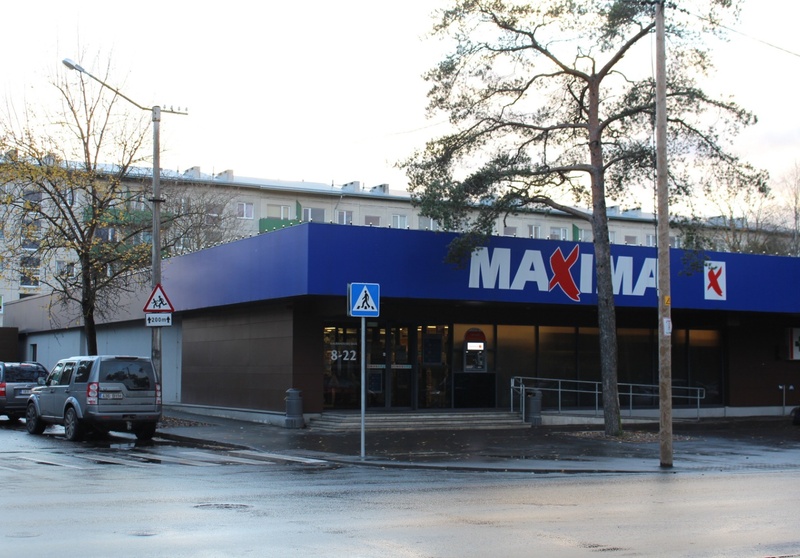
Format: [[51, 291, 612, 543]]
[[143, 284, 174, 313], [348, 283, 380, 317], [143, 284, 174, 327]]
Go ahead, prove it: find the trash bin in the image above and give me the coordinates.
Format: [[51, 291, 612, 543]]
[[284, 388, 305, 429], [524, 389, 542, 425]]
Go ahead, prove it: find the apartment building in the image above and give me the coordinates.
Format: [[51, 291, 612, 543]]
[[0, 165, 680, 326]]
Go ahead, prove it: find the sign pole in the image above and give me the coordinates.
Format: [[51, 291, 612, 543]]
[[360, 316, 366, 460], [347, 282, 380, 461]]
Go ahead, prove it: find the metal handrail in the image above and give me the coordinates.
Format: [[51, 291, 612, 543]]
[[511, 376, 706, 419]]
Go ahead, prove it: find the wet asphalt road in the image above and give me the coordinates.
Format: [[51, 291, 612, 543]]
[[2, 417, 800, 557]]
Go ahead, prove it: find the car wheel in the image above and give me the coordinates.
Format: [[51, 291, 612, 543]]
[[63, 407, 83, 442], [134, 422, 157, 441], [25, 403, 46, 435]]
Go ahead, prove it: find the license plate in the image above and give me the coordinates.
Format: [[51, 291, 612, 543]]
[[100, 392, 123, 400], [18, 389, 31, 395]]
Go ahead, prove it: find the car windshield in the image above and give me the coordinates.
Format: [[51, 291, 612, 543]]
[[98, 359, 154, 391], [4, 364, 48, 383]]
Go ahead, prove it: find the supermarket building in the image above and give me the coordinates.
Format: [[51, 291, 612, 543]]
[[6, 222, 800, 423]]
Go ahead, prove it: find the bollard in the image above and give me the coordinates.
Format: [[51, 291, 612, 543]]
[[524, 389, 543, 426], [284, 388, 305, 429]]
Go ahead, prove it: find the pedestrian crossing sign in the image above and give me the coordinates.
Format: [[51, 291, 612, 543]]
[[348, 283, 380, 317]]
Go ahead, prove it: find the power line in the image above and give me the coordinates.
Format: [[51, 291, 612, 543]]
[[673, 4, 800, 60]]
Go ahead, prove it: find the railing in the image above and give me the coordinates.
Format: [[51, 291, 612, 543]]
[[511, 376, 706, 420]]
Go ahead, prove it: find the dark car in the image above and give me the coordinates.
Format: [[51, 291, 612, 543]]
[[0, 362, 49, 421]]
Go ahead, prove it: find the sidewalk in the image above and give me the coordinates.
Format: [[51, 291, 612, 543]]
[[156, 409, 800, 474]]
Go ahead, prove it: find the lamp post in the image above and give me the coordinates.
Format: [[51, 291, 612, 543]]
[[62, 58, 186, 383]]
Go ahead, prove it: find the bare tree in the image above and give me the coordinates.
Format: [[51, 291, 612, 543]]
[[0, 57, 241, 354], [402, 0, 765, 435], [160, 181, 243, 256], [775, 162, 800, 256]]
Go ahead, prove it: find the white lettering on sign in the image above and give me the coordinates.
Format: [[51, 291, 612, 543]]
[[330, 349, 357, 361], [469, 246, 658, 300]]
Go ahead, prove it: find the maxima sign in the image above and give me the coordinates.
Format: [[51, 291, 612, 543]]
[[466, 244, 745, 310], [469, 245, 660, 301]]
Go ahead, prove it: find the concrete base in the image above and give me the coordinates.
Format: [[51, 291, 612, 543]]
[[166, 403, 798, 428], [165, 404, 292, 427], [284, 416, 305, 429], [541, 405, 800, 425]]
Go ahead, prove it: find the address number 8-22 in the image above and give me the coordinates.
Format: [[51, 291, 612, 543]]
[[330, 349, 357, 362]]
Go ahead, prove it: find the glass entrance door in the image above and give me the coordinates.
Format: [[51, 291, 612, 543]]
[[388, 326, 413, 408], [365, 325, 414, 408]]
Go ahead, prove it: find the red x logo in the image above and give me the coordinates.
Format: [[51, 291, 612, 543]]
[[549, 246, 581, 302], [707, 266, 723, 297]]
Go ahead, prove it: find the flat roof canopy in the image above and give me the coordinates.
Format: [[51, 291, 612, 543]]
[[162, 222, 800, 314]]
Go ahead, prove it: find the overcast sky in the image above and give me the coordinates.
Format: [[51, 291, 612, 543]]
[[2, 0, 798, 192]]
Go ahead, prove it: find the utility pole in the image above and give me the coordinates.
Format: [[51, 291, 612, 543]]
[[655, 0, 673, 468], [62, 58, 186, 384]]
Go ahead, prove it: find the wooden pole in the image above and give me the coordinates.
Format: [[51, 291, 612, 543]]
[[656, 0, 673, 468]]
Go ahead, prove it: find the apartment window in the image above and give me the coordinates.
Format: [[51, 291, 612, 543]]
[[23, 189, 42, 211], [134, 231, 152, 247], [392, 214, 408, 229], [336, 210, 353, 225], [669, 236, 681, 249], [22, 219, 41, 250], [529, 225, 541, 239], [365, 215, 381, 227], [574, 227, 589, 242], [418, 216, 440, 231], [96, 227, 117, 242], [645, 234, 657, 247], [237, 202, 254, 220], [205, 204, 223, 226], [56, 260, 76, 277], [267, 204, 292, 220], [609, 231, 617, 244], [302, 207, 325, 222], [549, 227, 567, 240], [503, 226, 517, 237], [624, 235, 638, 245], [129, 194, 147, 212], [20, 255, 40, 287]]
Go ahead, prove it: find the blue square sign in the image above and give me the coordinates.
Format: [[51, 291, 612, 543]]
[[348, 283, 380, 317]]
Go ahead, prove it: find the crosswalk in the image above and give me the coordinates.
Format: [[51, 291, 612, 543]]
[[1, 447, 328, 471]]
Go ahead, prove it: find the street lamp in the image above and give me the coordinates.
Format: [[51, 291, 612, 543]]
[[62, 58, 186, 383]]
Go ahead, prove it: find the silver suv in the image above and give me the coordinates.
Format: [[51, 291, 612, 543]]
[[26, 355, 162, 441], [0, 362, 49, 421]]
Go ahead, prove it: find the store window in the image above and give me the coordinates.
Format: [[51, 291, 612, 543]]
[[496, 325, 535, 408], [688, 329, 722, 405], [323, 326, 360, 409], [538, 326, 575, 379]]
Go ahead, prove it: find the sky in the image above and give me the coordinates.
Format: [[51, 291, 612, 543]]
[[1, 0, 798, 193]]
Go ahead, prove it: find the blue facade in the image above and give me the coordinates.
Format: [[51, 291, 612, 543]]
[[163, 222, 800, 315]]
